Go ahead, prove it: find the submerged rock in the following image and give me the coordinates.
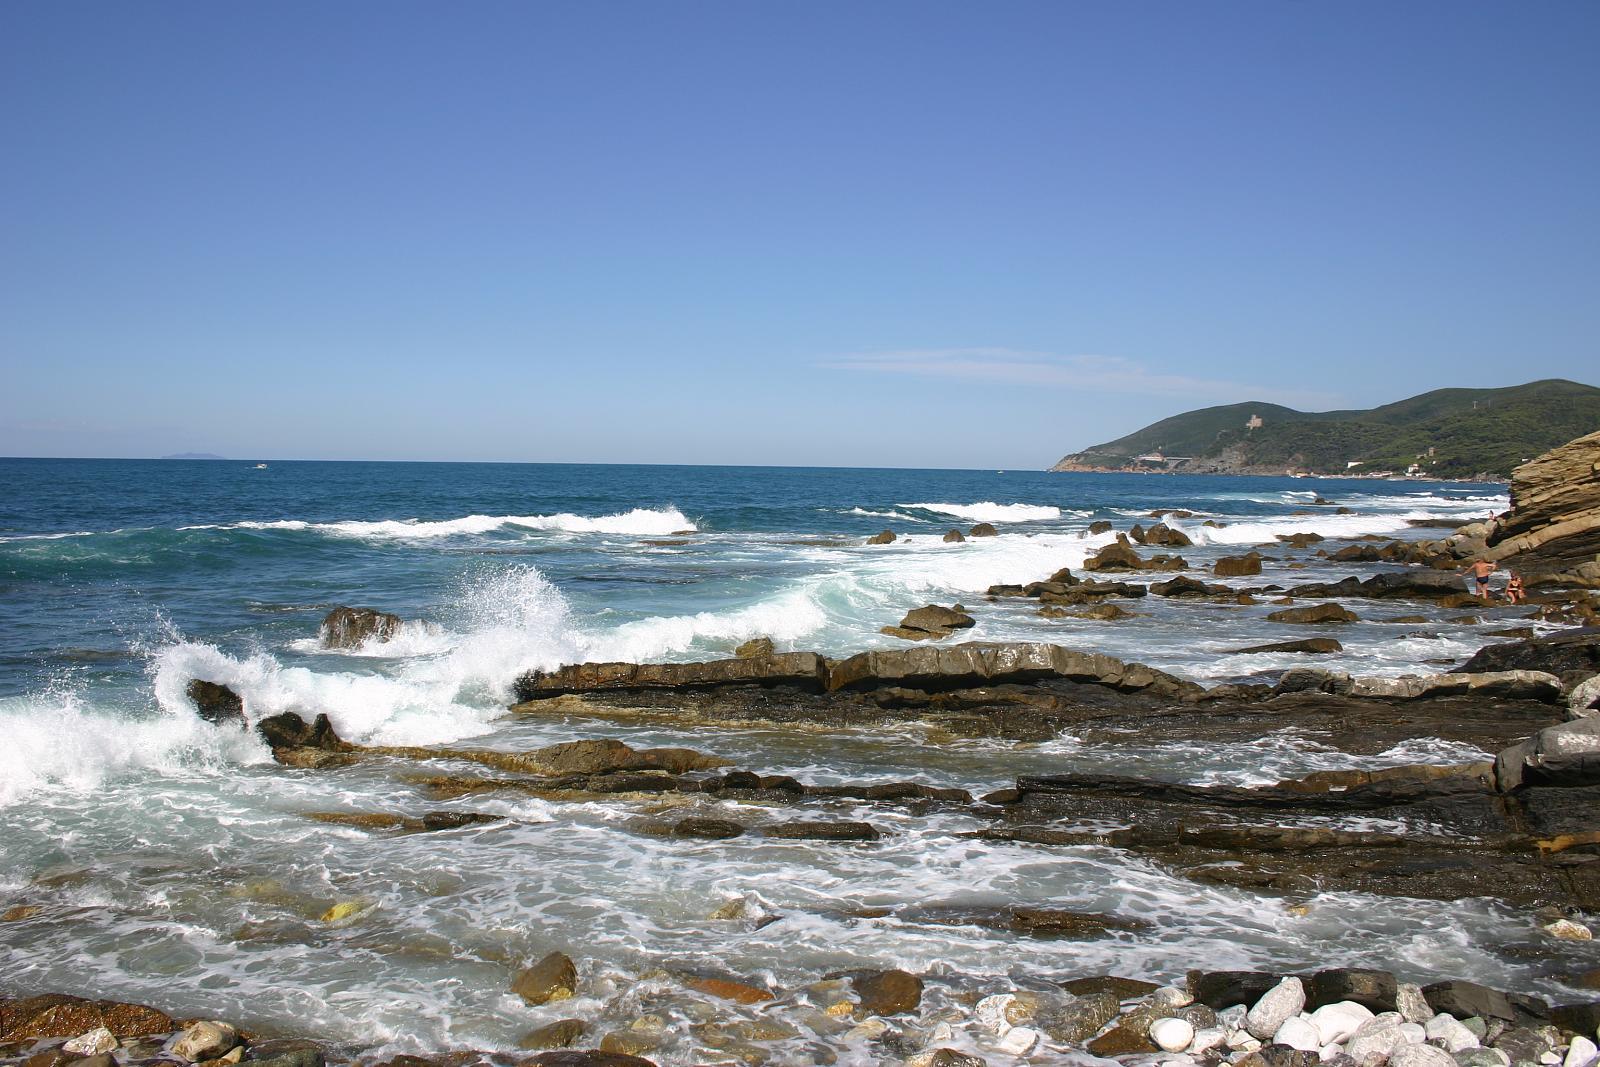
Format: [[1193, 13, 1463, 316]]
[[851, 969, 923, 1016], [1267, 603, 1359, 624], [1229, 639, 1343, 655], [512, 952, 578, 1006], [518, 1020, 588, 1050]]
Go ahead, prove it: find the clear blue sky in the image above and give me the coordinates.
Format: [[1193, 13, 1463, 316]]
[[2, 2, 1595, 468]]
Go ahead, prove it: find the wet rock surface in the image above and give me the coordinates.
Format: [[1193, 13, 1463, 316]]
[[318, 606, 403, 650]]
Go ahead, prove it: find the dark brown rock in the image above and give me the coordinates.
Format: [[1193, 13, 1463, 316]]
[[1151, 576, 1218, 597], [763, 821, 880, 841], [734, 637, 774, 659], [1188, 971, 1284, 1009], [1267, 604, 1359, 624], [942, 529, 966, 543], [319, 606, 402, 649], [519, 1020, 588, 1051], [525, 1053, 659, 1067], [512, 952, 578, 1005], [970, 523, 999, 537], [1216, 553, 1264, 577], [852, 969, 923, 1016], [186, 680, 244, 724], [514, 652, 831, 700], [1061, 975, 1161, 1001], [1306, 968, 1397, 1012], [1453, 628, 1600, 677], [1229, 639, 1344, 655], [671, 818, 745, 839], [865, 530, 897, 545], [1087, 1020, 1157, 1056], [0, 995, 173, 1040]]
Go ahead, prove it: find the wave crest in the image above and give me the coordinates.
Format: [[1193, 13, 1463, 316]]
[[903, 502, 1062, 523]]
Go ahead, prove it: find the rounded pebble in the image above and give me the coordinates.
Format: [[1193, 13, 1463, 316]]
[[1151, 1017, 1196, 1053], [1275, 1017, 1323, 1052]]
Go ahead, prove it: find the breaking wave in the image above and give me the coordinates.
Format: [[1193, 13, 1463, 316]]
[[185, 507, 696, 540], [902, 502, 1063, 523]]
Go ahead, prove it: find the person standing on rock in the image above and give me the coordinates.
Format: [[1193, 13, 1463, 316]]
[[1461, 558, 1497, 599]]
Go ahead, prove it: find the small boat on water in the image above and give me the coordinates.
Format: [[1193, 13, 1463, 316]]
[[253, 463, 268, 469]]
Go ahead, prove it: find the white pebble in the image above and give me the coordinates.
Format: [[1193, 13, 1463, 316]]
[[1566, 1035, 1598, 1067], [63, 1029, 118, 1056], [1389, 1045, 1459, 1067], [1190, 1027, 1228, 1055], [1274, 1017, 1322, 1052], [845, 1018, 889, 1042], [997, 1026, 1040, 1055], [1219, 1005, 1249, 1030], [1246, 977, 1307, 1041], [1347, 1019, 1410, 1066], [974, 993, 1016, 1036], [1151, 1018, 1196, 1053], [1310, 1002, 1376, 1045], [1319, 1045, 1345, 1063], [1153, 986, 1196, 1010], [1424, 1013, 1480, 1053], [1545, 919, 1594, 941], [1542, 1054, 1563, 1066], [1398, 1022, 1426, 1044]]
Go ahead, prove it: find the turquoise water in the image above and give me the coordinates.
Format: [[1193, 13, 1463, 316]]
[[8, 457, 1576, 1063]]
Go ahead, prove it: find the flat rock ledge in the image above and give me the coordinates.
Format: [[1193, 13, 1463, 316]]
[[512, 643, 1204, 702]]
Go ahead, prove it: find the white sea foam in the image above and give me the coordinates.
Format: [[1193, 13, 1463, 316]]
[[842, 507, 925, 522], [0, 685, 269, 808], [0, 530, 100, 543], [1169, 510, 1451, 546], [188, 507, 696, 540], [902, 501, 1063, 523]]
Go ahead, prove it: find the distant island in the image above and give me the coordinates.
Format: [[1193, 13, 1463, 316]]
[[160, 452, 228, 460], [1051, 378, 1600, 480]]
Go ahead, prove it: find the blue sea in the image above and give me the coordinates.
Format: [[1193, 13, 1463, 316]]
[[5, 457, 1568, 1062]]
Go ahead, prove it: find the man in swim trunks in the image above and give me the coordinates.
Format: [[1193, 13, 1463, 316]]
[[1463, 558, 1497, 599]]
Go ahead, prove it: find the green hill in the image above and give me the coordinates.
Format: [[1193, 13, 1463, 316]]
[[1051, 379, 1600, 479]]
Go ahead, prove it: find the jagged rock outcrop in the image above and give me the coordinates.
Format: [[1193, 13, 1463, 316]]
[[186, 679, 244, 724], [1453, 628, 1600, 679], [320, 606, 403, 649], [1487, 428, 1600, 583]]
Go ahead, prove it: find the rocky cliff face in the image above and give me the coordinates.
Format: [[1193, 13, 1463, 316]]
[[1487, 428, 1600, 584]]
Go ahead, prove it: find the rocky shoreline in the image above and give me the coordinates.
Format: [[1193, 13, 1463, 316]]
[[7, 962, 1600, 1067], [10, 434, 1600, 1066]]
